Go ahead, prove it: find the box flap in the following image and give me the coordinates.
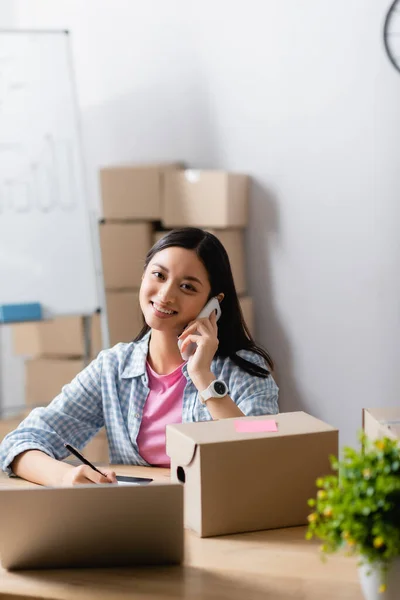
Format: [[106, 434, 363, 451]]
[[364, 407, 400, 424], [391, 425, 400, 438], [166, 411, 336, 455], [165, 425, 197, 466], [364, 408, 400, 441]]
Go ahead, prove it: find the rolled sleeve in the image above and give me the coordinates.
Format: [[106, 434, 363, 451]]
[[0, 353, 105, 476], [222, 351, 279, 416]]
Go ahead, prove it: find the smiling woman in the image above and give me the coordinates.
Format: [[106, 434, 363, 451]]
[[141, 247, 211, 330], [0, 228, 279, 487]]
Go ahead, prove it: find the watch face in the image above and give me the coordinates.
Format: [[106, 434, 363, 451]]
[[213, 381, 227, 396]]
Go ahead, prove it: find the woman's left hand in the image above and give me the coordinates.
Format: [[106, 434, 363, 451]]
[[178, 310, 219, 387]]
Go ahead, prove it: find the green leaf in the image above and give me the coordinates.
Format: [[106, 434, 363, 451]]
[[304, 430, 400, 563]]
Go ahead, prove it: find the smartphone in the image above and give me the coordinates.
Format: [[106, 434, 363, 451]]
[[178, 297, 222, 360], [116, 475, 153, 485]]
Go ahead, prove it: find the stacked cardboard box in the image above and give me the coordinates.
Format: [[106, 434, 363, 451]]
[[98, 163, 182, 346], [100, 165, 254, 339], [12, 313, 102, 407], [157, 168, 254, 335], [7, 313, 108, 462], [99, 222, 149, 346]]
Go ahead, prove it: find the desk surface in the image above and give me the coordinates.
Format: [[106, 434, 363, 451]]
[[0, 466, 363, 600]]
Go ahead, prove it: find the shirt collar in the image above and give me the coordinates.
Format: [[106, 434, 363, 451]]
[[120, 332, 150, 378], [120, 331, 191, 381]]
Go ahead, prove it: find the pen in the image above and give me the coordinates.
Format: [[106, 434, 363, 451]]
[[64, 443, 108, 478]]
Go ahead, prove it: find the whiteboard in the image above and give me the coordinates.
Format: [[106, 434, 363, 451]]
[[0, 31, 100, 318]]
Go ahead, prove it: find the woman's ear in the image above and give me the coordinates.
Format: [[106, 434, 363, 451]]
[[216, 293, 225, 303]]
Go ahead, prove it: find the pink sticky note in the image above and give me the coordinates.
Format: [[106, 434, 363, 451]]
[[235, 419, 278, 433]]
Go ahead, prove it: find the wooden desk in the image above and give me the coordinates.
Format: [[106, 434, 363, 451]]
[[0, 467, 363, 600]]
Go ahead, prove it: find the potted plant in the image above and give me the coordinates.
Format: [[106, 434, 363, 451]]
[[306, 433, 400, 599]]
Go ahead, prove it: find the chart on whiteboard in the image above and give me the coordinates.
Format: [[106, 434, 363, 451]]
[[0, 34, 78, 213], [0, 32, 99, 317]]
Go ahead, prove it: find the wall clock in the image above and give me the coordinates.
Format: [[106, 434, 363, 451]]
[[384, 0, 400, 73]]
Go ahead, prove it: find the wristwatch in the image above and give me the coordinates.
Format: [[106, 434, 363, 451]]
[[199, 379, 229, 405]]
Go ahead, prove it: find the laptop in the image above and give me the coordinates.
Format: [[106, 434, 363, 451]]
[[0, 482, 183, 570]]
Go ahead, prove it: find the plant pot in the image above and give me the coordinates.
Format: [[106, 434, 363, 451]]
[[358, 557, 400, 600]]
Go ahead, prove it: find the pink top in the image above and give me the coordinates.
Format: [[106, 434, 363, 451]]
[[137, 361, 186, 467]]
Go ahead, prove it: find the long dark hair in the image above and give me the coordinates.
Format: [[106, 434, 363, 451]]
[[134, 227, 274, 377]]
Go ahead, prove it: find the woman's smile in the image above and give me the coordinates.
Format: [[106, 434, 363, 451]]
[[150, 301, 178, 318]]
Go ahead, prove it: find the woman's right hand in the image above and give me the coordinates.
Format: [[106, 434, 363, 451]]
[[61, 465, 117, 486]]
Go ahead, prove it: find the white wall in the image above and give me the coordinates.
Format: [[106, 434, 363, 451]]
[[1, 0, 400, 446]]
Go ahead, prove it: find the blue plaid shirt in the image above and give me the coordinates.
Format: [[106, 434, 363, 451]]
[[0, 333, 279, 475]]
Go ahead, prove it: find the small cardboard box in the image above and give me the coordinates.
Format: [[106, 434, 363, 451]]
[[153, 228, 247, 295], [153, 230, 169, 245], [99, 222, 152, 289], [12, 315, 102, 359], [100, 163, 182, 221], [208, 229, 247, 295], [166, 412, 338, 537], [162, 170, 249, 228], [106, 290, 143, 346], [363, 408, 400, 442], [239, 296, 254, 336], [25, 358, 85, 408], [83, 429, 109, 464]]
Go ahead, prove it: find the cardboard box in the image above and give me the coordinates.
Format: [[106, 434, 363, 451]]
[[106, 291, 143, 346], [100, 222, 152, 289], [166, 411, 338, 537], [12, 314, 102, 359], [239, 296, 254, 336], [100, 163, 182, 221], [154, 229, 247, 295], [363, 408, 400, 442], [64, 427, 109, 464], [83, 429, 109, 464], [209, 229, 246, 295], [153, 230, 169, 245], [68, 293, 143, 351], [162, 170, 249, 228], [25, 358, 85, 408]]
